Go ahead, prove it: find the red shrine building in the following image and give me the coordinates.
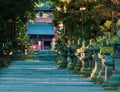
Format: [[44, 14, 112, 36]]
[[27, 5, 54, 50]]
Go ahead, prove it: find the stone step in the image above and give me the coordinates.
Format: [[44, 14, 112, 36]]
[[0, 60, 119, 92], [0, 86, 112, 92], [14, 50, 57, 61], [10, 60, 56, 65], [0, 78, 94, 86], [31, 50, 57, 56]]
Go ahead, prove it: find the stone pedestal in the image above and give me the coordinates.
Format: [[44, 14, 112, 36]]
[[80, 58, 86, 72], [90, 53, 105, 84], [98, 59, 105, 78], [102, 59, 120, 90], [91, 53, 102, 78], [97, 53, 105, 78], [58, 52, 68, 69], [67, 48, 77, 70], [79, 53, 93, 77], [67, 54, 77, 70], [85, 45, 95, 77], [79, 56, 90, 77], [85, 55, 94, 77], [74, 55, 82, 74], [104, 55, 114, 81], [75, 42, 86, 76]]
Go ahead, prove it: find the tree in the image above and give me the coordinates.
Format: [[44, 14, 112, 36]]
[[0, 0, 38, 41], [50, 0, 120, 47], [0, 0, 39, 53]]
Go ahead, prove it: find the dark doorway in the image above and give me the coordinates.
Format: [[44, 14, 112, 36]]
[[44, 41, 51, 50]]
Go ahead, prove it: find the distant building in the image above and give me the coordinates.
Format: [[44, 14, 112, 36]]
[[27, 5, 54, 50]]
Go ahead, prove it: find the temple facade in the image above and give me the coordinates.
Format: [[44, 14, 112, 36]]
[[27, 3, 54, 50]]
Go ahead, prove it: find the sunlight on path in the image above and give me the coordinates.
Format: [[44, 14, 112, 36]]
[[0, 60, 119, 92]]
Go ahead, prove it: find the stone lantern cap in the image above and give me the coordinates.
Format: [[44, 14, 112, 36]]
[[93, 45, 100, 51], [86, 39, 100, 51], [79, 46, 86, 53], [78, 40, 86, 53], [107, 35, 120, 45], [86, 45, 94, 51], [112, 52, 120, 59], [76, 48, 81, 53]]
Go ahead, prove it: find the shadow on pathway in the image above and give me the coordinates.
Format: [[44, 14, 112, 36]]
[[0, 59, 119, 92]]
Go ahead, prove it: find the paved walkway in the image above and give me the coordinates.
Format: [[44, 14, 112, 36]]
[[0, 59, 119, 92]]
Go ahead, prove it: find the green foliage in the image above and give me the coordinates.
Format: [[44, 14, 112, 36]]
[[97, 36, 106, 43], [106, 35, 120, 45], [99, 25, 105, 31], [116, 19, 120, 29], [50, 0, 120, 51], [17, 34, 29, 48], [0, 0, 38, 48], [0, 0, 37, 22], [55, 38, 67, 52], [104, 20, 112, 29], [100, 46, 114, 54], [110, 36, 120, 41]]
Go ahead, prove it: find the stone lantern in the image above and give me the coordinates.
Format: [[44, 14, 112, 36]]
[[67, 47, 77, 70], [101, 35, 120, 89], [97, 46, 114, 85], [90, 44, 102, 80], [78, 41, 88, 76], [102, 49, 120, 90], [58, 50, 68, 68], [74, 48, 82, 74], [57, 43, 68, 69], [97, 50, 106, 83], [85, 41, 95, 77]]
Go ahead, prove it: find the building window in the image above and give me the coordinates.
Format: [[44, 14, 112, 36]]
[[39, 11, 43, 17]]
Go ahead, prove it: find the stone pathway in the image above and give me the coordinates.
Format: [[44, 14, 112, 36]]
[[0, 59, 119, 92]]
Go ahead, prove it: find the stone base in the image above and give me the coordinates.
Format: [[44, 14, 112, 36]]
[[85, 68, 93, 77], [58, 55, 68, 69], [80, 68, 92, 77], [59, 62, 68, 69], [74, 61, 82, 74], [102, 74, 120, 90], [57, 60, 67, 69], [101, 59, 120, 90], [91, 71, 100, 78], [91, 76, 104, 84], [67, 60, 76, 70], [90, 59, 102, 78], [67, 56, 78, 70]]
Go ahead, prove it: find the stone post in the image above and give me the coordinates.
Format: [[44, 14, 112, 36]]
[[102, 54, 120, 90], [103, 55, 114, 81], [90, 53, 102, 79], [79, 53, 88, 76], [90, 44, 101, 80], [80, 50, 93, 77], [74, 51, 82, 74], [78, 43, 88, 76], [92, 53, 105, 84], [98, 46, 114, 84], [85, 44, 95, 77], [58, 50, 68, 69], [67, 48, 77, 70]]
